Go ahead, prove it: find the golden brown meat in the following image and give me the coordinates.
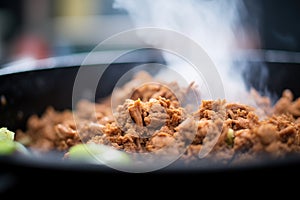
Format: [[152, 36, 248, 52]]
[[15, 72, 300, 166]]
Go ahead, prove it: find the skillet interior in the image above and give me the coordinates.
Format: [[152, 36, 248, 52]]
[[0, 50, 300, 192]]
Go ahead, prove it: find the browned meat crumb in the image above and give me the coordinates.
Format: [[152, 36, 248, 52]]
[[273, 89, 300, 118], [15, 71, 300, 166], [249, 88, 272, 117], [16, 107, 78, 152], [89, 96, 187, 154]]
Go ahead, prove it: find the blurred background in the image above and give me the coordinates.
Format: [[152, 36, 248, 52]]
[[0, 0, 137, 64], [0, 0, 299, 64]]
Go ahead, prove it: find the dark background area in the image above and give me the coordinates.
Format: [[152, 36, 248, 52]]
[[255, 0, 300, 52], [0, 0, 299, 64], [0, 0, 131, 63]]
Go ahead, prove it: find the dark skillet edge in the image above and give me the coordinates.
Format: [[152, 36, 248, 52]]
[[1, 145, 300, 176], [0, 48, 166, 76], [233, 49, 300, 102], [0, 49, 300, 179]]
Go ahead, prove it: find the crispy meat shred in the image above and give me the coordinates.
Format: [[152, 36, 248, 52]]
[[15, 71, 300, 165]]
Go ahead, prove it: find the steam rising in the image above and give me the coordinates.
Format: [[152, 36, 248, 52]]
[[114, 0, 258, 103]]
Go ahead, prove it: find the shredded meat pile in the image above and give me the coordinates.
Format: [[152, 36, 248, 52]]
[[15, 71, 300, 165]]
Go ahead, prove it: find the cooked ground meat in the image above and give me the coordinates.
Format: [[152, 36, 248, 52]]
[[15, 71, 300, 165]]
